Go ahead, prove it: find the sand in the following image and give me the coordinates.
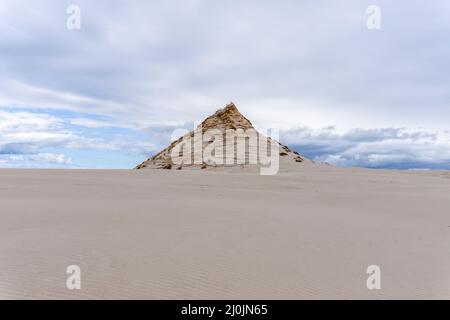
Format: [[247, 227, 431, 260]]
[[0, 165, 449, 299]]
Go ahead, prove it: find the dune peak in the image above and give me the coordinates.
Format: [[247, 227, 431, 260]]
[[135, 102, 306, 170]]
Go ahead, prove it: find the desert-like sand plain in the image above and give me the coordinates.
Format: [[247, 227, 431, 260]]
[[1, 164, 449, 299]]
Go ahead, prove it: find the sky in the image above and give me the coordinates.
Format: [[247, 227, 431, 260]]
[[0, 0, 449, 169]]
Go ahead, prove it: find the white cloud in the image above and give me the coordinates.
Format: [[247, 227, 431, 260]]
[[282, 126, 450, 168], [0, 109, 153, 162], [0, 110, 73, 153], [0, 1, 449, 130], [69, 117, 114, 128], [0, 153, 72, 168], [0, 109, 61, 131]]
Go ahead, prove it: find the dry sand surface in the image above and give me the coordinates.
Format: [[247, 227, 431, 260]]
[[0, 165, 450, 299]]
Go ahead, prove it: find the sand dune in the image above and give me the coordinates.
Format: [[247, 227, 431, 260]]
[[0, 166, 450, 299], [135, 102, 306, 171]]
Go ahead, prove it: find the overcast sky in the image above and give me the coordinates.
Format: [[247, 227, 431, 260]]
[[1, 0, 449, 168]]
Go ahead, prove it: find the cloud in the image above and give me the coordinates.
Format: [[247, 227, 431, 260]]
[[1, 1, 450, 130], [0, 153, 72, 168], [0, 110, 72, 154], [1, 1, 449, 168], [0, 108, 155, 167], [282, 127, 450, 169]]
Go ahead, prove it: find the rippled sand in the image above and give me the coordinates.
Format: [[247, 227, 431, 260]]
[[0, 166, 449, 299]]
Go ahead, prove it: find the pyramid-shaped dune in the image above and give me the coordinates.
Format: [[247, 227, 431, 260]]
[[135, 102, 306, 170]]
